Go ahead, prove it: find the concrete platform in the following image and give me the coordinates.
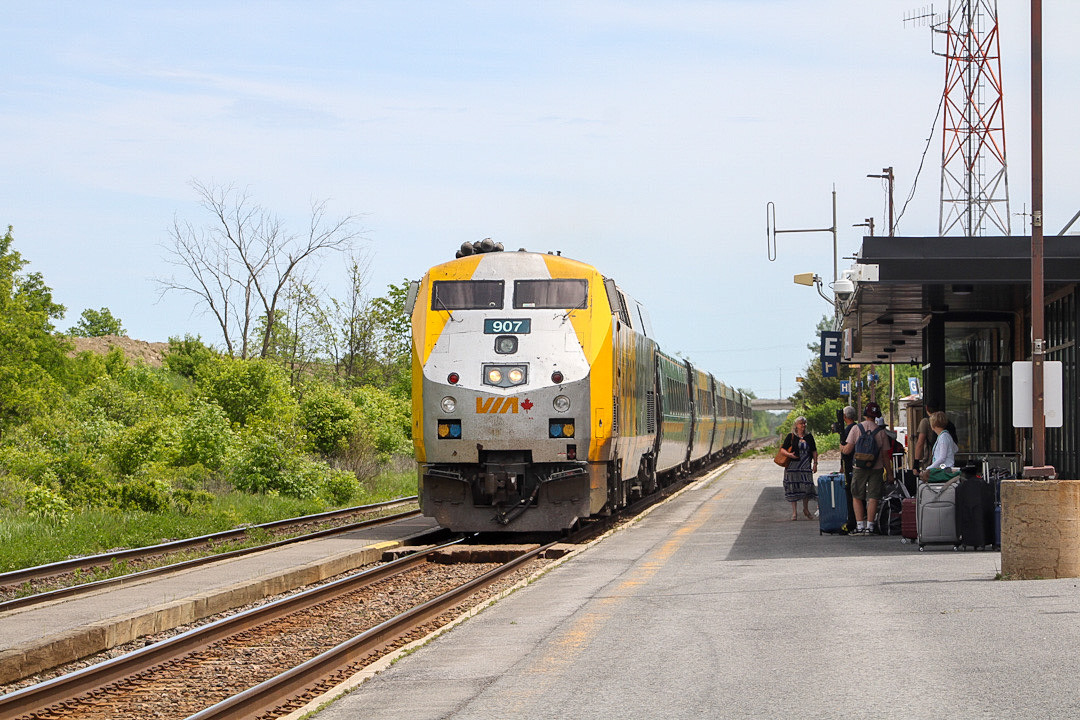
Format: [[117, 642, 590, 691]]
[[305, 457, 1080, 720], [0, 515, 439, 685]]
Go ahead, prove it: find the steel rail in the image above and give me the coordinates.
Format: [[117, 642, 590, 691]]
[[184, 539, 557, 720], [0, 535, 467, 720], [0, 506, 426, 614], [0, 496, 418, 587]]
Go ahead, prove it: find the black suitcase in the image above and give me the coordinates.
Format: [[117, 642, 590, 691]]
[[955, 475, 995, 550]]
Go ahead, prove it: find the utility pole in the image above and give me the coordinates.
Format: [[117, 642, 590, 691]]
[[1027, 0, 1052, 478], [867, 167, 895, 236]]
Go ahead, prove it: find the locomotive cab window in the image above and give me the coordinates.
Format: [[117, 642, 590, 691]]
[[513, 279, 587, 309], [431, 280, 504, 310]]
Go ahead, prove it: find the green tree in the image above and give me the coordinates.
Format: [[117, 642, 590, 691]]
[[0, 226, 69, 432], [68, 307, 124, 337], [365, 280, 412, 397], [790, 315, 844, 408]]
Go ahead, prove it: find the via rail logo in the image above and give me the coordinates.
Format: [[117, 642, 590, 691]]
[[476, 397, 534, 414]]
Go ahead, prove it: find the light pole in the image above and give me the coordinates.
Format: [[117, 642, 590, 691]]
[[768, 187, 840, 323]]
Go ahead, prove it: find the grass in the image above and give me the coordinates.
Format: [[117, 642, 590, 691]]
[[0, 466, 418, 573]]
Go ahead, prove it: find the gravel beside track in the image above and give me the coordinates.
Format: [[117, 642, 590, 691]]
[[3, 557, 549, 720]]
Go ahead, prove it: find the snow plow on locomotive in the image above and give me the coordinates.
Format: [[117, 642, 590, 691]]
[[406, 242, 751, 532]]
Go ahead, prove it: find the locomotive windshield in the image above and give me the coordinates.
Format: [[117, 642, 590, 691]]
[[431, 280, 504, 310], [513, 279, 588, 309]]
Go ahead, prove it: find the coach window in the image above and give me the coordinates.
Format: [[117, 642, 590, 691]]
[[513, 279, 588, 309], [431, 280, 504, 310]]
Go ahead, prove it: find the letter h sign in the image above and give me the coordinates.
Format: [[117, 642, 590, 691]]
[[820, 331, 841, 378]]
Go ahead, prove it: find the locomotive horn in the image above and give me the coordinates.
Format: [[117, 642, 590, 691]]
[[459, 242, 475, 257], [479, 237, 496, 253]]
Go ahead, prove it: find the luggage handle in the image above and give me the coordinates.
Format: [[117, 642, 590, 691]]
[[925, 475, 962, 496]]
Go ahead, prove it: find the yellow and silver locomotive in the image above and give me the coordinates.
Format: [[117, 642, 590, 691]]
[[407, 242, 751, 532]]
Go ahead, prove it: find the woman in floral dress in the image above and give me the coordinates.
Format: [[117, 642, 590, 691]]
[[779, 416, 818, 520]]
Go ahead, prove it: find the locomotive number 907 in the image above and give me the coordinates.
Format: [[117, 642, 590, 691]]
[[484, 318, 531, 334]]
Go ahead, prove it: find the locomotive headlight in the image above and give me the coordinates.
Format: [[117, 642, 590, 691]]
[[483, 364, 528, 387], [440, 396, 457, 413], [553, 395, 571, 412]]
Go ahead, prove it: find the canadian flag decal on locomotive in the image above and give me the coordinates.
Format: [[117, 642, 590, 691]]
[[475, 397, 532, 414]]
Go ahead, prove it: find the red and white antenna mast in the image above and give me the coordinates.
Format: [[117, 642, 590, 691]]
[[910, 2, 1012, 236]]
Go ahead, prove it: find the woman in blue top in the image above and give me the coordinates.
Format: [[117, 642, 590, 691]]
[[919, 411, 957, 481], [779, 417, 818, 520]]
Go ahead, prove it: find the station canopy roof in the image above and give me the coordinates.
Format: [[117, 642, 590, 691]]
[[839, 235, 1080, 365]]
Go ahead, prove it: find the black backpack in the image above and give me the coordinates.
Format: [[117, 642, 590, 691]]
[[875, 492, 904, 535], [852, 424, 883, 470]]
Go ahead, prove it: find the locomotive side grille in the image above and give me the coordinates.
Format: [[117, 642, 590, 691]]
[[612, 396, 618, 433], [646, 391, 656, 433]]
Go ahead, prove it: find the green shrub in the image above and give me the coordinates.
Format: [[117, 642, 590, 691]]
[[75, 376, 147, 426], [198, 358, 294, 427], [105, 417, 178, 476], [276, 459, 325, 500], [164, 334, 218, 380], [24, 484, 72, 523], [299, 384, 359, 455], [322, 468, 360, 505], [52, 452, 113, 506], [350, 385, 411, 462], [113, 476, 172, 513], [228, 427, 300, 495], [170, 487, 215, 515], [117, 363, 191, 415], [60, 350, 110, 393], [177, 402, 234, 470]]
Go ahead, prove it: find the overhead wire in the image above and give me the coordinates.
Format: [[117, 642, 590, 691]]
[[894, 91, 945, 234]]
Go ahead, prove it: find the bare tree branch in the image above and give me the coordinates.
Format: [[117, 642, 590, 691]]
[[155, 181, 363, 358]]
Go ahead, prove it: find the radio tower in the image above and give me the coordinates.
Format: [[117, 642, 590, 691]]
[[913, 1, 1012, 236]]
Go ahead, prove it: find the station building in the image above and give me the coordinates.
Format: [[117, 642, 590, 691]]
[[839, 235, 1080, 477]]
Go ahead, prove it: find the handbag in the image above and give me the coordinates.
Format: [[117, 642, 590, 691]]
[[773, 446, 790, 468], [926, 466, 960, 483]]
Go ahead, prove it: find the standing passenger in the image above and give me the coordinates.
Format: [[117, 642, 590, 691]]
[[779, 417, 818, 520], [840, 403, 894, 534], [839, 405, 858, 533]]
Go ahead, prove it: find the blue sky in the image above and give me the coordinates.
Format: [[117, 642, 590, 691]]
[[3, 1, 1079, 398]]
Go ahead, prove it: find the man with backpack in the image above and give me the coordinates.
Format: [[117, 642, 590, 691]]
[[839, 403, 895, 534]]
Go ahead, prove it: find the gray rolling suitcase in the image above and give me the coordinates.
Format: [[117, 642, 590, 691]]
[[917, 476, 961, 550]]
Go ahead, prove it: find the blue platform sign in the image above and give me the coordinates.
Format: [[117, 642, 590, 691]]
[[840, 380, 851, 395], [820, 331, 841, 378]]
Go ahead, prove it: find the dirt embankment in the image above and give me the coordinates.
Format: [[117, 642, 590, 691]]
[[67, 335, 169, 368]]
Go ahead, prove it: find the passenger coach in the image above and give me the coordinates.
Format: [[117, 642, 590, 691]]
[[406, 242, 751, 532]]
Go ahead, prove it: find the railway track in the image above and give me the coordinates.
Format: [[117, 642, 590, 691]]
[[0, 461, 734, 718], [0, 498, 424, 613], [0, 538, 558, 720]]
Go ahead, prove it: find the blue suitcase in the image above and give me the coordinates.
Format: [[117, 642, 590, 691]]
[[817, 473, 847, 535]]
